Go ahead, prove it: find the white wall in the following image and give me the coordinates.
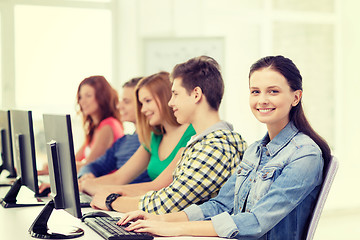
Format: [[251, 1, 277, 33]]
[[114, 0, 359, 210], [334, 0, 360, 210]]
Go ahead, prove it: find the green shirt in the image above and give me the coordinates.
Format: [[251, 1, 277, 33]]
[[145, 124, 196, 180]]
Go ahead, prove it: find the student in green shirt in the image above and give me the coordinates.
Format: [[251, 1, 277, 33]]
[[144, 125, 194, 180], [80, 72, 195, 196]]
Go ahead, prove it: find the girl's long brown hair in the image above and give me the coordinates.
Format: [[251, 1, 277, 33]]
[[77, 75, 122, 143]]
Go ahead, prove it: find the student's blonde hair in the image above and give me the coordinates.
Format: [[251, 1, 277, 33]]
[[135, 71, 180, 150]]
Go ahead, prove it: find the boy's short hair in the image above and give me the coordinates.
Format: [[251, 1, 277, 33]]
[[122, 77, 143, 88], [171, 56, 224, 110]]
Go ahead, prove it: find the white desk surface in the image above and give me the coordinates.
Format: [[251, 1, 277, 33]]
[[0, 186, 223, 240]]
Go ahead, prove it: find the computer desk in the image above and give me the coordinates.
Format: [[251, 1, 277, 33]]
[[0, 186, 222, 240]]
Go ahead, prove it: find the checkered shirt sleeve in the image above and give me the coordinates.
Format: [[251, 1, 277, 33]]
[[139, 130, 246, 214]]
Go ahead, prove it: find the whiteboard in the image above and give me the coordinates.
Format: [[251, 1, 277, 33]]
[[143, 37, 224, 75]]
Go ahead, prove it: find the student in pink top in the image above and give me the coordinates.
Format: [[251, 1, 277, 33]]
[[38, 75, 124, 175], [75, 75, 124, 170]]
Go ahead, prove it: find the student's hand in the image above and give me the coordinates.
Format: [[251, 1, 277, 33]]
[[79, 178, 101, 195], [117, 210, 160, 226], [90, 191, 113, 210], [123, 220, 183, 237], [78, 173, 95, 183], [39, 182, 51, 195]]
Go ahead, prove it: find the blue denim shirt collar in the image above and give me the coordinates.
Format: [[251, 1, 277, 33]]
[[259, 121, 299, 157]]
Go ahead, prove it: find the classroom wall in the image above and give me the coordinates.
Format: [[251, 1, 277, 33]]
[[114, 0, 360, 210], [337, 0, 360, 210]]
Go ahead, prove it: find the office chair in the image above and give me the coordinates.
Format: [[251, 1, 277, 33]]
[[305, 155, 339, 240]]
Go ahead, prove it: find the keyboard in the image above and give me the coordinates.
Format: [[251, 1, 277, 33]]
[[79, 192, 92, 207], [83, 216, 154, 240]]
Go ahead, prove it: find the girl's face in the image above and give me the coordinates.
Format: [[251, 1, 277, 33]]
[[249, 68, 301, 134], [119, 87, 136, 123], [78, 84, 100, 118], [138, 87, 162, 126]]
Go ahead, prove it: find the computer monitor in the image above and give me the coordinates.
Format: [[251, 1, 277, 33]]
[[0, 110, 44, 207], [0, 110, 17, 183], [29, 114, 84, 238]]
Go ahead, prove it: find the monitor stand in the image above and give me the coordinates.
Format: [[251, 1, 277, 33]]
[[0, 178, 44, 208], [29, 200, 84, 239]]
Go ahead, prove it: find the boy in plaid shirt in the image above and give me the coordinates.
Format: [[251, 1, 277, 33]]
[[91, 56, 247, 214]]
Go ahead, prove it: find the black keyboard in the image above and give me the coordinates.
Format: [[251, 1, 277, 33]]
[[83, 216, 154, 240]]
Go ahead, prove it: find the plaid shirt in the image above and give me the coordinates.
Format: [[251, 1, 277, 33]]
[[139, 127, 247, 214]]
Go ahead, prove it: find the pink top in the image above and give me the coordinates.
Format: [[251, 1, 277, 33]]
[[97, 117, 124, 143], [79, 117, 124, 161]]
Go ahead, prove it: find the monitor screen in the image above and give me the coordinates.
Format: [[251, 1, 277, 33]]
[[0, 110, 44, 208], [43, 114, 82, 218], [0, 110, 16, 178], [10, 110, 40, 195], [28, 114, 84, 239]]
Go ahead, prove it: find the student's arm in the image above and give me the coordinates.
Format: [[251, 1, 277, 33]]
[[114, 173, 237, 223], [91, 193, 141, 212], [80, 146, 150, 195], [97, 140, 233, 213], [78, 141, 118, 178], [77, 150, 115, 179], [82, 125, 114, 165], [109, 147, 184, 196]]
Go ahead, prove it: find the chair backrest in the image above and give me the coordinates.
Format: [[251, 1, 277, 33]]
[[305, 155, 339, 240]]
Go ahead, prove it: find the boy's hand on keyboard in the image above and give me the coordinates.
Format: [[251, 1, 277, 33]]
[[117, 210, 160, 226]]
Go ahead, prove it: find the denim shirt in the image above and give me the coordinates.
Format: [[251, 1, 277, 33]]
[[184, 121, 324, 239], [77, 134, 151, 184]]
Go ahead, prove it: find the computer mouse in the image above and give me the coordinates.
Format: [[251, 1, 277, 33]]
[[81, 211, 111, 221], [37, 187, 51, 197]]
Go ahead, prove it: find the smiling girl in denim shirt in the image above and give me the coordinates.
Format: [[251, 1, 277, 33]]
[[117, 55, 332, 240]]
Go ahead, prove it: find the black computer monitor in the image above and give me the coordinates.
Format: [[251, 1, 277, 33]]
[[29, 114, 84, 239], [0, 110, 44, 207], [0, 110, 17, 182]]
